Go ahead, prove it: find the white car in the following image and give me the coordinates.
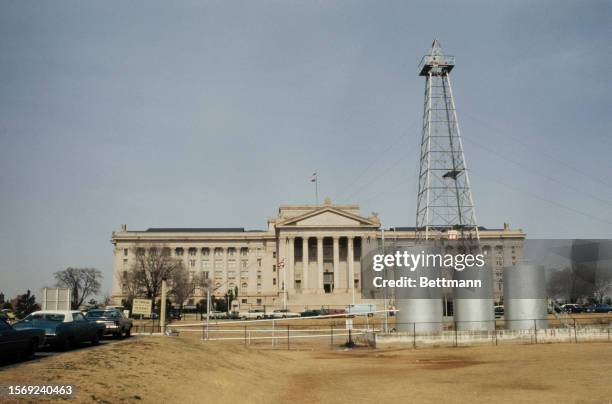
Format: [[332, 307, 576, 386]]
[[270, 309, 300, 319], [239, 309, 266, 320]]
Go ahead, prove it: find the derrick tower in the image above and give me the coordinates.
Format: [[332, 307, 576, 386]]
[[415, 40, 479, 241]]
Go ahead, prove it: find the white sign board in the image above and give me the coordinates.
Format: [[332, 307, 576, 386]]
[[345, 319, 353, 330], [41, 288, 72, 310], [132, 299, 152, 316]]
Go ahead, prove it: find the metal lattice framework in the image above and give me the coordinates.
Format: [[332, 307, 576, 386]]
[[415, 40, 479, 241]]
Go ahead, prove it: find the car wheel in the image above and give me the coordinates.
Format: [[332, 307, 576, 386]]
[[125, 327, 131, 338], [91, 331, 101, 346]]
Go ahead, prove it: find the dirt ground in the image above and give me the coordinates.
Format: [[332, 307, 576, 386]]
[[1, 335, 611, 404]]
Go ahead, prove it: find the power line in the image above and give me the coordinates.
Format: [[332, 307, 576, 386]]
[[462, 111, 612, 192], [338, 118, 420, 203], [462, 136, 612, 213]]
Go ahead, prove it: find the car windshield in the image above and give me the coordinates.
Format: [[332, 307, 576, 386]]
[[23, 313, 65, 322], [87, 310, 120, 318]]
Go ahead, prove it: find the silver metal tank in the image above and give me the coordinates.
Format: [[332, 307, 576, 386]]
[[503, 263, 548, 330], [453, 263, 495, 331], [396, 298, 443, 334], [395, 245, 443, 334]]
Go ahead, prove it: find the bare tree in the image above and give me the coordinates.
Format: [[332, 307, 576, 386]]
[[169, 266, 206, 311], [122, 244, 182, 300], [54, 267, 102, 309], [592, 270, 612, 303]]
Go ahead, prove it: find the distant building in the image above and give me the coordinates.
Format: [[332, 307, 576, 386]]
[[0, 292, 4, 305], [111, 200, 524, 309]]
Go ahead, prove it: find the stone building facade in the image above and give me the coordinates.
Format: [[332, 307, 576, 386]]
[[111, 200, 524, 310]]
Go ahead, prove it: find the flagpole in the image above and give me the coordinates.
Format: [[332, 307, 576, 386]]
[[315, 176, 319, 204]]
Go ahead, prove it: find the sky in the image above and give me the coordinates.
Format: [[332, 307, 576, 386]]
[[1, 0, 611, 299]]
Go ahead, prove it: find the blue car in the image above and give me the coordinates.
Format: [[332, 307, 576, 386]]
[[13, 310, 105, 350]]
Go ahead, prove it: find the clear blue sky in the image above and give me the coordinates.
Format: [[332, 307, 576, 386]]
[[1, 0, 611, 299]]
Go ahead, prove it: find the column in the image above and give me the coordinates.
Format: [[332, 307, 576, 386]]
[[333, 236, 340, 293], [317, 236, 324, 292], [302, 237, 309, 291], [348, 237, 354, 292], [222, 247, 228, 293], [288, 238, 295, 293]]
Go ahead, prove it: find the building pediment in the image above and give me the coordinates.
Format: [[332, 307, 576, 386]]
[[277, 207, 379, 228]]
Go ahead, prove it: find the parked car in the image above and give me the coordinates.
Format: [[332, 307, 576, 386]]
[[561, 304, 585, 313], [170, 311, 182, 321], [588, 304, 612, 313], [300, 310, 322, 317], [346, 304, 377, 317], [494, 305, 504, 318], [270, 309, 300, 319], [0, 318, 45, 359], [85, 309, 132, 338], [239, 309, 266, 320], [13, 310, 105, 350]]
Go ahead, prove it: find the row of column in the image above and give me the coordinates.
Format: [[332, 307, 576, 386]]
[[284, 235, 358, 293]]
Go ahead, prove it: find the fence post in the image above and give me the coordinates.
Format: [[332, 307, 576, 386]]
[[287, 325, 290, 351], [534, 319, 537, 344], [495, 325, 498, 346], [244, 325, 247, 346], [454, 321, 458, 347], [272, 319, 275, 348], [574, 319, 578, 344], [413, 322, 416, 349], [330, 324, 334, 349]]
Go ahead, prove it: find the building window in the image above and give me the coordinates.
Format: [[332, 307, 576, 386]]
[[123, 248, 128, 256], [273, 278, 276, 285], [203, 271, 209, 279], [214, 248, 223, 257], [242, 282, 248, 289], [175, 247, 184, 257], [189, 260, 196, 268], [228, 247, 236, 257], [272, 252, 276, 259], [242, 299, 247, 304], [241, 260, 248, 269], [201, 260, 209, 269], [240, 247, 248, 257], [257, 258, 262, 267], [256, 298, 262, 305], [136, 248, 145, 257], [272, 265, 276, 272], [202, 247, 210, 256], [188, 247, 197, 256], [295, 280, 301, 290], [123, 259, 128, 267]]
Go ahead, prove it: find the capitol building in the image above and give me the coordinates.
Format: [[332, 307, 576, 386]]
[[111, 199, 524, 310]]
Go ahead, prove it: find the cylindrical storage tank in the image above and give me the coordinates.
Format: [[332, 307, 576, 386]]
[[503, 263, 547, 330], [395, 245, 443, 334], [396, 298, 443, 334], [453, 260, 495, 331]]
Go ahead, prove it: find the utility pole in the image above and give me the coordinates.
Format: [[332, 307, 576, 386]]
[[160, 278, 167, 334], [382, 229, 388, 333]]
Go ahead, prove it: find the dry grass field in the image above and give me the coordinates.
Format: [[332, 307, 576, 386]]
[[1, 334, 611, 404]]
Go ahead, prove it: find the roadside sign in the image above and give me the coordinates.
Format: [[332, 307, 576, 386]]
[[345, 319, 353, 330], [132, 298, 152, 316]]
